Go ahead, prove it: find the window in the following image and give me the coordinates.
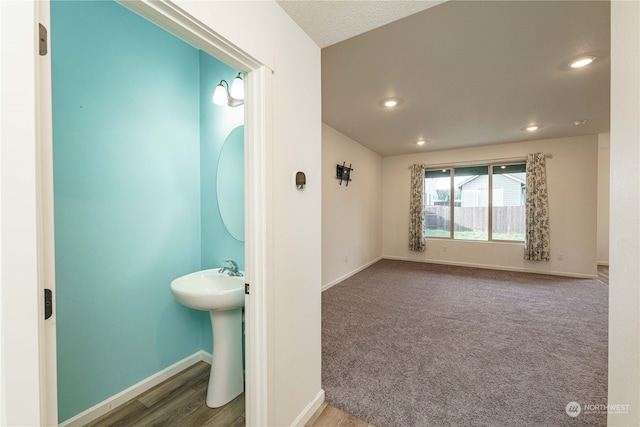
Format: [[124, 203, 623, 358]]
[[424, 169, 451, 238], [492, 164, 526, 241], [424, 162, 526, 241]]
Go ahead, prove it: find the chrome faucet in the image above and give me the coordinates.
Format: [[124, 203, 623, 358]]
[[219, 260, 243, 277]]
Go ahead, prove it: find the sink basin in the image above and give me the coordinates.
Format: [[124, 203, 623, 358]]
[[170, 268, 245, 408], [170, 269, 244, 311]]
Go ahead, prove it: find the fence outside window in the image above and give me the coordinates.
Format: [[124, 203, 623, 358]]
[[424, 162, 526, 241]]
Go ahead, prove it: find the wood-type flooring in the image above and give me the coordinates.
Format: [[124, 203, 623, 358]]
[[85, 361, 371, 427]]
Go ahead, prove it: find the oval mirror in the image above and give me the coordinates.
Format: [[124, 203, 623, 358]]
[[216, 125, 244, 241]]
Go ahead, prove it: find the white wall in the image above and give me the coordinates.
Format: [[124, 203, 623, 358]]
[[322, 124, 383, 289], [1, 1, 322, 426], [382, 135, 599, 278], [608, 1, 640, 424], [597, 133, 610, 265]]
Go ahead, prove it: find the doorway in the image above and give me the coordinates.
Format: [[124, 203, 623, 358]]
[[40, 0, 269, 425]]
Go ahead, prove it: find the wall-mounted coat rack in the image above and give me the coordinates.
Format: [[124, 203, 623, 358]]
[[336, 162, 354, 186]]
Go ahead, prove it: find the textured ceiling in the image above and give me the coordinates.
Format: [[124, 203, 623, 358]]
[[279, 1, 610, 157], [276, 1, 444, 48]]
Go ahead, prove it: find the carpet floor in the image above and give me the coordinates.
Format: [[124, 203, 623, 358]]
[[322, 260, 608, 427]]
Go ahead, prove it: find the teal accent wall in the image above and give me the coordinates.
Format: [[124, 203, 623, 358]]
[[51, 1, 244, 422], [199, 52, 245, 350], [200, 51, 245, 273]]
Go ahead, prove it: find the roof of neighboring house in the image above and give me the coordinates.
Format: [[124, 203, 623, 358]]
[[457, 174, 526, 189]]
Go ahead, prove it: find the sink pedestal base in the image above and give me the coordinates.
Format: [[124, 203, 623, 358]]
[[206, 307, 244, 408]]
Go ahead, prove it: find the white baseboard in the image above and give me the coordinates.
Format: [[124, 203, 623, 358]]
[[290, 389, 325, 427], [201, 350, 213, 364], [382, 256, 599, 279], [322, 257, 383, 292], [60, 350, 212, 427]]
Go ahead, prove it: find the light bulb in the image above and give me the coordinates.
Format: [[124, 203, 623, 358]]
[[213, 83, 228, 106], [230, 74, 244, 100]]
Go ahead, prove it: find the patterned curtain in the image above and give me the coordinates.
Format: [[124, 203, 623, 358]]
[[524, 153, 550, 261], [409, 164, 427, 252]]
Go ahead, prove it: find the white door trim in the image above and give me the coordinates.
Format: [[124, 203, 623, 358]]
[[244, 65, 273, 426], [36, 1, 58, 425], [1, 1, 46, 425], [120, 0, 265, 72]]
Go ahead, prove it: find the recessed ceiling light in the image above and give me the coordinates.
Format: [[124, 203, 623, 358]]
[[573, 119, 587, 126], [381, 97, 402, 108], [570, 56, 596, 68], [525, 125, 540, 132], [416, 139, 427, 146]]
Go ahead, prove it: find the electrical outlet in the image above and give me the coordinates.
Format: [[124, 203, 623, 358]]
[[443, 246, 448, 253], [344, 255, 348, 263], [557, 254, 564, 261]]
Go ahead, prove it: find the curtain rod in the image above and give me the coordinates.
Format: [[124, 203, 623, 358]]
[[409, 153, 553, 170]]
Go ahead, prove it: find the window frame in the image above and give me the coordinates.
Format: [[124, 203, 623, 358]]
[[424, 161, 526, 242]]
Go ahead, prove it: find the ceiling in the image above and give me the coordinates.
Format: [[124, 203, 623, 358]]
[[276, 1, 445, 48], [277, 1, 610, 157]]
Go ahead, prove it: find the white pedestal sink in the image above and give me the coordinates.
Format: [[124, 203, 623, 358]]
[[170, 269, 244, 408]]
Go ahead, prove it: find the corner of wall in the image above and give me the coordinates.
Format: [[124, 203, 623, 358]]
[[608, 1, 640, 424], [596, 133, 610, 265], [322, 124, 383, 288]]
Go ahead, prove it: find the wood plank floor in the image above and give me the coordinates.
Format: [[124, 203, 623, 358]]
[[305, 403, 375, 427], [86, 362, 244, 427], [85, 361, 370, 427]]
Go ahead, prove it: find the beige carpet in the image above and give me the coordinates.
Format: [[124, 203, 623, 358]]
[[322, 260, 608, 427]]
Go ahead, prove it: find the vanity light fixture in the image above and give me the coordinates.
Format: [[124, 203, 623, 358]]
[[570, 56, 596, 68], [213, 73, 244, 107]]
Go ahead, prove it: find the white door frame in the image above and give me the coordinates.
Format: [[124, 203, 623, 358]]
[[37, 1, 272, 425], [1, 1, 47, 425], [37, 1, 58, 425]]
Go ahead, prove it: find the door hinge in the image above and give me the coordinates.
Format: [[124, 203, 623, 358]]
[[39, 24, 48, 56], [44, 289, 53, 319], [245, 283, 250, 295]]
